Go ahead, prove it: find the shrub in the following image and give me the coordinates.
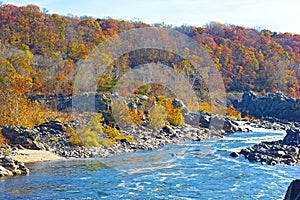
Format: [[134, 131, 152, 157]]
[[98, 138, 114, 147], [226, 107, 242, 119], [129, 108, 143, 125], [103, 125, 119, 138], [66, 127, 83, 146], [198, 101, 212, 113], [165, 98, 184, 126], [0, 129, 9, 147], [111, 100, 133, 128], [148, 105, 167, 129], [71, 113, 133, 147], [81, 127, 100, 147]]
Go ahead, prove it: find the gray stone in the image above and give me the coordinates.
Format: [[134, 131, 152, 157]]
[[284, 179, 300, 200], [236, 91, 300, 122], [0, 157, 29, 177], [283, 128, 300, 145]]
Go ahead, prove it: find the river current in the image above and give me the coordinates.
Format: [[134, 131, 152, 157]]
[[1, 130, 299, 199]]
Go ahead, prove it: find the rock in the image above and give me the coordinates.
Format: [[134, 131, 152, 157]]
[[1, 126, 43, 150], [38, 120, 65, 132], [0, 157, 29, 177], [237, 129, 300, 165], [199, 112, 211, 128], [284, 179, 300, 200], [162, 125, 174, 135], [230, 152, 239, 157], [184, 111, 200, 126], [235, 91, 300, 122], [128, 102, 137, 109], [172, 98, 186, 108], [283, 128, 300, 145]]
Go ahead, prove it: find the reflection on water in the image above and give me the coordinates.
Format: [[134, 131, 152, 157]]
[[0, 131, 298, 199]]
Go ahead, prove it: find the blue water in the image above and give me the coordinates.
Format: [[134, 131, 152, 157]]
[[1, 131, 299, 200]]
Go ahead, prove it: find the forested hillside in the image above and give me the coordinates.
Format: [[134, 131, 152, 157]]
[[0, 4, 299, 97]]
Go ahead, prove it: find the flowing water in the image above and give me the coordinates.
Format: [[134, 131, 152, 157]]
[[1, 131, 299, 199]]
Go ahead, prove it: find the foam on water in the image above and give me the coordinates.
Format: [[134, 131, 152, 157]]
[[0, 130, 298, 199]]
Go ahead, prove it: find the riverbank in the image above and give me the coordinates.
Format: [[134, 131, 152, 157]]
[[230, 126, 300, 165], [10, 149, 65, 163], [0, 114, 292, 177]]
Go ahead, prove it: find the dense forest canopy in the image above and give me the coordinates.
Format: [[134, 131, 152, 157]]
[[0, 4, 299, 97]]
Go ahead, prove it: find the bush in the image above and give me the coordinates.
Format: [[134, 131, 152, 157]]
[[111, 100, 133, 128], [198, 101, 212, 113], [226, 107, 242, 119], [129, 108, 143, 125], [148, 105, 167, 129], [81, 127, 100, 147], [66, 127, 83, 146], [103, 125, 119, 138], [165, 99, 184, 126], [0, 129, 9, 147], [71, 113, 133, 147]]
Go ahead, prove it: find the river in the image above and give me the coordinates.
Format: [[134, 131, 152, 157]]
[[1, 130, 299, 199]]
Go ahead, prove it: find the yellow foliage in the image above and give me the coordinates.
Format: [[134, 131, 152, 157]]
[[71, 113, 133, 147], [198, 101, 212, 113], [66, 127, 83, 146], [103, 125, 119, 138], [148, 105, 167, 129], [0, 129, 9, 147], [111, 100, 133, 128], [165, 99, 184, 126], [98, 138, 115, 147], [0, 70, 54, 128], [129, 108, 143, 125], [226, 107, 242, 119]]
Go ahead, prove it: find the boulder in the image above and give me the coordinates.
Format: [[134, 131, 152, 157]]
[[1, 126, 44, 150], [172, 98, 186, 108], [284, 179, 300, 200], [184, 111, 200, 126], [230, 152, 239, 157], [199, 112, 211, 128], [0, 157, 29, 177], [283, 128, 300, 145], [38, 120, 65, 132]]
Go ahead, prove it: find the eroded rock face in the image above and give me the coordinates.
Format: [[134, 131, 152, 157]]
[[0, 157, 29, 177], [236, 91, 300, 122]]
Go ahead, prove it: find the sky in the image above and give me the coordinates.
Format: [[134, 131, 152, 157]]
[[3, 0, 300, 34]]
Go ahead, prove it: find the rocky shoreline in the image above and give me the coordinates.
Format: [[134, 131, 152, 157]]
[[0, 116, 233, 177], [231, 127, 300, 166], [1, 90, 299, 177], [0, 114, 292, 177]]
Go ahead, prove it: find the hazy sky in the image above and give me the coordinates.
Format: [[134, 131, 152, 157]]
[[4, 0, 300, 34]]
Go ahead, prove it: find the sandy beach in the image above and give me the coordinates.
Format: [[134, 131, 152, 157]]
[[10, 149, 65, 163]]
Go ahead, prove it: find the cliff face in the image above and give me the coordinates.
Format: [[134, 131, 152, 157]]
[[235, 91, 300, 122]]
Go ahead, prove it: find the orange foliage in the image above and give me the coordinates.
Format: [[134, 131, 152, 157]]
[[0, 70, 53, 127], [226, 107, 242, 119], [0, 129, 9, 147]]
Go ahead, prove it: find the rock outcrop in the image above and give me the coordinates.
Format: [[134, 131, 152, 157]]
[[232, 128, 300, 165], [0, 157, 29, 177], [284, 179, 300, 200], [235, 91, 300, 122], [1, 126, 46, 150], [184, 111, 241, 133]]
